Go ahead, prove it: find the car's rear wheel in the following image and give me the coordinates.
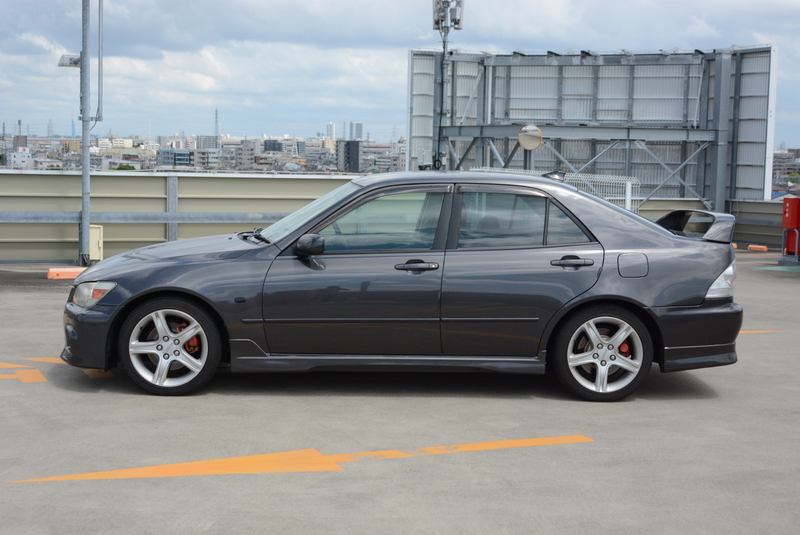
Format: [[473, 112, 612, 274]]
[[551, 305, 652, 402], [118, 297, 221, 395]]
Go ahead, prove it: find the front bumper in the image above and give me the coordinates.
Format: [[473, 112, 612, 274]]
[[62, 301, 119, 369], [650, 300, 743, 372]]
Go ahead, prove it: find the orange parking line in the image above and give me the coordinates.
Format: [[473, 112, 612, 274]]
[[6, 435, 593, 483], [0, 369, 47, 383], [740, 330, 782, 334], [22, 358, 65, 364], [0, 362, 33, 369]]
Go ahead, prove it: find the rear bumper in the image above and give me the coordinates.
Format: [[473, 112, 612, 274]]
[[650, 300, 743, 373]]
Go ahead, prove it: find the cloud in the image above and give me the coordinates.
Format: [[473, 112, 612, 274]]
[[685, 17, 720, 39], [3, 0, 800, 144]]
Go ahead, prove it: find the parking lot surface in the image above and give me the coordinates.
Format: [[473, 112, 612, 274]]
[[1, 251, 799, 534]]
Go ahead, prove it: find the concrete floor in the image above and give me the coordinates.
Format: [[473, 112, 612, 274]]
[[0, 251, 798, 534]]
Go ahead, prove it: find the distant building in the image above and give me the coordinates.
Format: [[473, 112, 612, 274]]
[[235, 141, 256, 168], [263, 139, 286, 152], [189, 149, 219, 168], [112, 138, 133, 148], [156, 148, 191, 167], [12, 135, 27, 149], [336, 140, 361, 172], [349, 122, 364, 141], [62, 140, 81, 153], [195, 135, 219, 150], [326, 122, 337, 140], [9, 147, 30, 169]]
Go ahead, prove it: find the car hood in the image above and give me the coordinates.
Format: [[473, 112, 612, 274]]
[[75, 234, 259, 283]]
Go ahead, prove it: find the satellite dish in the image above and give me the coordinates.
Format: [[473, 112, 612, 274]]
[[518, 125, 543, 151]]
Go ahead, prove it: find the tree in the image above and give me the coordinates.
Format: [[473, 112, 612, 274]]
[[112, 164, 136, 170]]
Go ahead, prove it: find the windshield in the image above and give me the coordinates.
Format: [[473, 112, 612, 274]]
[[259, 181, 361, 243]]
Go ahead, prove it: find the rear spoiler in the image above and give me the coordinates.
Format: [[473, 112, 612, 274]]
[[655, 210, 736, 244]]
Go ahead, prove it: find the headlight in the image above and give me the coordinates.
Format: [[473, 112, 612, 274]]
[[705, 262, 736, 299], [72, 281, 117, 308]]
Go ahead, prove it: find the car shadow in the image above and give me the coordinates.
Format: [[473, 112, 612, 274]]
[[49, 364, 719, 402], [633, 369, 719, 400], [205, 369, 572, 400]]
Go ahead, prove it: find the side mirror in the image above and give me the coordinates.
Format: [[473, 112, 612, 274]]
[[295, 234, 325, 257]]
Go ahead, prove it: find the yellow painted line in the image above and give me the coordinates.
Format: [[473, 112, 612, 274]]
[[740, 330, 782, 334], [22, 358, 65, 364], [6, 435, 593, 483], [0, 369, 47, 383], [0, 362, 33, 369]]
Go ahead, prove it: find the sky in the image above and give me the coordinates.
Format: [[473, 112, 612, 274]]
[[2, 0, 800, 146]]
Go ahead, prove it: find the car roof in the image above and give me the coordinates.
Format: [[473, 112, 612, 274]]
[[352, 170, 579, 194]]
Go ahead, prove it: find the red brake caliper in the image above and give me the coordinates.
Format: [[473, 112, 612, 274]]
[[175, 322, 200, 355], [619, 341, 631, 357]]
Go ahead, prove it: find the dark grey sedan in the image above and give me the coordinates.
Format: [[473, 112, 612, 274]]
[[62, 171, 742, 401]]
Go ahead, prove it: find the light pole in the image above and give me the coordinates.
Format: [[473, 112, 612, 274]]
[[59, 0, 102, 266]]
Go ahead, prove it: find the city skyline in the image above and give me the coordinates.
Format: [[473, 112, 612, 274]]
[[3, 1, 800, 146]]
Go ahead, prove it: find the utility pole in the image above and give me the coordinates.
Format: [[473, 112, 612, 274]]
[[432, 0, 464, 170], [60, 0, 103, 265], [78, 0, 92, 266]]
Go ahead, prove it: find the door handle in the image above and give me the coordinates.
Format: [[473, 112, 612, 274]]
[[395, 261, 440, 271], [550, 256, 594, 267]]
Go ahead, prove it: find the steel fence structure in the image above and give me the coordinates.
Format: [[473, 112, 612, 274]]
[[408, 46, 777, 212]]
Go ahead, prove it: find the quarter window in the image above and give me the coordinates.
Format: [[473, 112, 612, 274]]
[[458, 191, 591, 249]]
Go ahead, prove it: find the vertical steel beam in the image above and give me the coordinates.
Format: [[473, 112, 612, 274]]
[[557, 65, 564, 124], [626, 64, 635, 125], [729, 52, 743, 200], [475, 63, 487, 167], [696, 58, 711, 197], [166, 175, 178, 241], [591, 65, 599, 123], [504, 66, 512, 121], [709, 51, 733, 211]]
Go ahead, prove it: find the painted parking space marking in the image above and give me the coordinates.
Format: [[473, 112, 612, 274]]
[[0, 368, 47, 383], [1, 362, 34, 368], [6, 435, 593, 483], [21, 357, 115, 379], [740, 330, 782, 334]]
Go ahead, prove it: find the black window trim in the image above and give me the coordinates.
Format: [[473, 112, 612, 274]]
[[283, 183, 454, 257], [447, 184, 598, 251]]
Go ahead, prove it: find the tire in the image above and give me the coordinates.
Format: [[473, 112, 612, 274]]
[[551, 305, 653, 402], [118, 297, 222, 395]]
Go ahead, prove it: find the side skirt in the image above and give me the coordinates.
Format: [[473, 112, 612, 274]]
[[231, 354, 546, 375]]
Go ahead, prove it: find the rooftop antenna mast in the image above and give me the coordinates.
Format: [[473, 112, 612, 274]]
[[432, 0, 464, 170]]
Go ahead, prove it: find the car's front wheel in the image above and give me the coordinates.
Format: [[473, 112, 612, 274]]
[[551, 305, 653, 401], [118, 297, 222, 395]]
